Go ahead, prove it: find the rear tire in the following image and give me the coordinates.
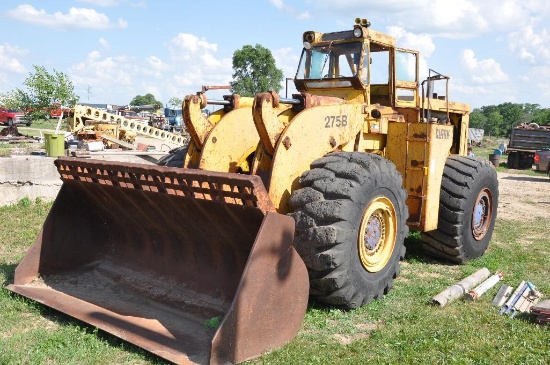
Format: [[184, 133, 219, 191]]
[[289, 152, 408, 309], [157, 145, 188, 167], [507, 152, 519, 169], [421, 156, 498, 263]]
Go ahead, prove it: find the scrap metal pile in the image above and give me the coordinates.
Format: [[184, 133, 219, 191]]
[[431, 267, 545, 323], [530, 300, 550, 325]]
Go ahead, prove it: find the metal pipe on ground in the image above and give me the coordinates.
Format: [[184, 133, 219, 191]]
[[464, 272, 503, 301], [431, 267, 490, 307]]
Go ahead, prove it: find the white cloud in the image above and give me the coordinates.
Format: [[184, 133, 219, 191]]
[[147, 56, 171, 72], [169, 33, 217, 57], [77, 0, 121, 6], [310, 0, 541, 38], [70, 51, 136, 103], [531, 66, 550, 100], [0, 44, 28, 74], [269, 0, 310, 20], [461, 49, 508, 84], [98, 38, 110, 49], [7, 5, 127, 30], [387, 26, 435, 57], [272, 47, 299, 76], [68, 32, 234, 104], [509, 25, 550, 64]]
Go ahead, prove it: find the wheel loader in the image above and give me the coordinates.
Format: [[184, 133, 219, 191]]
[[7, 18, 499, 365]]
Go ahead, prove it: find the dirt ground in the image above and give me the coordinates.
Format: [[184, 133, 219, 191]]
[[497, 171, 550, 221]]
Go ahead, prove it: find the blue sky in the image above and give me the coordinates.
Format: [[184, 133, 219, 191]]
[[1, 0, 550, 110]]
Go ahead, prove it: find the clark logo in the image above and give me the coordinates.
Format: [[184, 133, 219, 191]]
[[435, 128, 450, 139]]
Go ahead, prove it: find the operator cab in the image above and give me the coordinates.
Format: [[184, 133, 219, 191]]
[[294, 18, 420, 109]]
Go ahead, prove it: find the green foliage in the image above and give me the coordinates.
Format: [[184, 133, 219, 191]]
[[129, 93, 163, 108], [17, 197, 31, 208], [469, 102, 550, 137], [203, 316, 221, 329], [230, 44, 284, 96], [0, 65, 79, 122], [167, 97, 182, 109], [531, 108, 550, 126]]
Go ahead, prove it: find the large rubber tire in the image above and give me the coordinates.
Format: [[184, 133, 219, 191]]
[[421, 156, 498, 263], [157, 145, 188, 167], [289, 152, 409, 309], [507, 152, 519, 169]]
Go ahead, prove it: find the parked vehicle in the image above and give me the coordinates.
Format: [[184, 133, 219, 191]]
[[533, 149, 550, 178], [0, 106, 31, 126], [507, 123, 550, 169], [164, 107, 183, 131]]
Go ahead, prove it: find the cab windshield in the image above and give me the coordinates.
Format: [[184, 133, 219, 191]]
[[296, 41, 364, 80]]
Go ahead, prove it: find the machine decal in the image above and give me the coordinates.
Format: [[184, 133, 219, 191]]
[[325, 115, 348, 128], [435, 128, 451, 139]]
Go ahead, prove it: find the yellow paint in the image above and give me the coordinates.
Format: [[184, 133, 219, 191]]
[[265, 103, 364, 213], [183, 95, 214, 149], [358, 197, 397, 272], [386, 122, 454, 230], [198, 108, 259, 173]]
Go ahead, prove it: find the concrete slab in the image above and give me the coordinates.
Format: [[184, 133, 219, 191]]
[[0, 150, 170, 206]]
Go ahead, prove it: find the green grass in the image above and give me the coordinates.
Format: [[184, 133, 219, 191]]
[[1, 194, 548, 364], [18, 118, 68, 137]]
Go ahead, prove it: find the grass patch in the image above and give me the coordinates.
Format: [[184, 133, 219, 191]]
[[1, 192, 548, 364]]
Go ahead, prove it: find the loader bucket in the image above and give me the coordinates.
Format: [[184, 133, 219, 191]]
[[7, 158, 309, 365]]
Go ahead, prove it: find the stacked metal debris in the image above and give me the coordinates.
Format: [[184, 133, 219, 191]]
[[531, 300, 550, 325], [499, 281, 542, 318]]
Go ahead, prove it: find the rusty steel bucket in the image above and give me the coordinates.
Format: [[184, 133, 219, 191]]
[[7, 158, 309, 365]]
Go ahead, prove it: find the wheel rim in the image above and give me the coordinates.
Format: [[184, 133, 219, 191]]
[[472, 188, 493, 240], [358, 197, 397, 273]]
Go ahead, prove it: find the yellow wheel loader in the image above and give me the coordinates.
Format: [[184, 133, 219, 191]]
[[7, 18, 498, 364]]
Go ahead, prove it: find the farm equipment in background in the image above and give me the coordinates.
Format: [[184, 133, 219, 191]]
[[506, 122, 550, 169], [468, 128, 484, 146], [68, 104, 188, 148], [7, 18, 499, 364]]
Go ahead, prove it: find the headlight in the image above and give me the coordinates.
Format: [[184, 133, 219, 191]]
[[353, 27, 363, 38]]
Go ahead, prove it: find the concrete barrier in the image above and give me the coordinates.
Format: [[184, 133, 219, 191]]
[[0, 152, 167, 206]]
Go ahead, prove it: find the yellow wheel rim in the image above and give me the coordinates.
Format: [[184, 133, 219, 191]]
[[358, 197, 397, 273]]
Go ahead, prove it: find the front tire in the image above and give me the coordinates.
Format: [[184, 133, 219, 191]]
[[421, 156, 498, 263], [289, 152, 408, 309]]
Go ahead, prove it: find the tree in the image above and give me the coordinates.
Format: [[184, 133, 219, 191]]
[[129, 93, 163, 108], [485, 111, 504, 137], [0, 65, 78, 122], [167, 97, 182, 109], [230, 44, 284, 97], [498, 102, 524, 136], [469, 108, 487, 129], [532, 108, 550, 125]]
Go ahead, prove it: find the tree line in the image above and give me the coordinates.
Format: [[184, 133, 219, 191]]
[[470, 102, 550, 138]]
